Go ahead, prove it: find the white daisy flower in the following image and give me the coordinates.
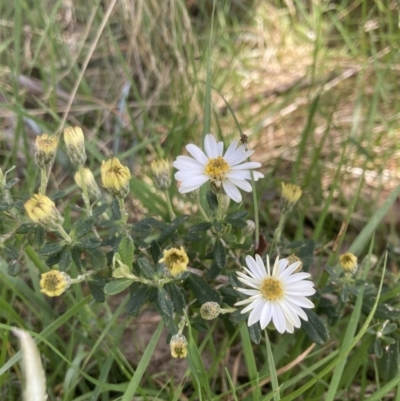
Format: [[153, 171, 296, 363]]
[[235, 255, 316, 333], [173, 134, 264, 203]]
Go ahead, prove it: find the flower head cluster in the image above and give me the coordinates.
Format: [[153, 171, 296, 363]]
[[35, 134, 58, 169], [40, 270, 71, 297], [101, 157, 131, 198], [280, 182, 302, 213], [159, 247, 188, 277], [235, 255, 315, 333], [64, 127, 87, 166], [173, 134, 264, 203], [169, 333, 188, 358], [339, 252, 358, 274], [24, 194, 64, 231]]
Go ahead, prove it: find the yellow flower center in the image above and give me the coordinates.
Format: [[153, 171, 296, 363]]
[[204, 156, 229, 181], [260, 278, 284, 301]]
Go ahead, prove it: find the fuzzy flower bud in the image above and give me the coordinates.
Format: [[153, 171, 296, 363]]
[[74, 168, 101, 199], [339, 252, 358, 274], [151, 159, 171, 190], [34, 133, 58, 169], [243, 220, 255, 237], [101, 157, 131, 198], [159, 247, 189, 277], [24, 194, 65, 231], [170, 334, 188, 358], [63, 126, 87, 166], [280, 182, 302, 213], [286, 254, 303, 272], [40, 270, 71, 297], [200, 301, 221, 320]]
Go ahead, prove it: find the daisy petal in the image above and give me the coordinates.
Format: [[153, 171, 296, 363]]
[[185, 144, 208, 165], [222, 180, 242, 203], [204, 134, 219, 158]]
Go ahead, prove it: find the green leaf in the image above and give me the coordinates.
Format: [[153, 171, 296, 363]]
[[206, 261, 222, 281], [156, 288, 174, 317], [111, 198, 121, 220], [301, 309, 329, 344], [71, 246, 83, 270], [87, 249, 107, 270], [104, 279, 133, 295], [0, 201, 13, 211], [35, 225, 45, 246], [189, 222, 213, 233], [88, 276, 108, 303], [39, 242, 65, 256], [118, 236, 135, 267], [378, 341, 400, 381], [150, 240, 162, 264], [213, 239, 226, 269], [7, 260, 21, 276], [362, 299, 400, 320], [131, 222, 152, 232], [50, 190, 66, 201], [93, 203, 108, 217], [71, 217, 95, 239], [230, 309, 247, 324], [16, 223, 36, 234], [157, 215, 189, 244], [59, 247, 72, 271], [77, 237, 102, 250], [136, 257, 156, 279], [206, 190, 218, 211], [249, 323, 261, 345], [165, 284, 185, 314], [126, 283, 150, 316], [187, 274, 222, 305], [4, 245, 19, 259]]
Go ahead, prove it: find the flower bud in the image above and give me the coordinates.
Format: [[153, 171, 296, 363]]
[[170, 333, 188, 358], [286, 254, 303, 272], [200, 301, 221, 320], [101, 157, 131, 198], [74, 168, 101, 199], [280, 182, 302, 213], [151, 159, 171, 190], [339, 252, 358, 274], [63, 126, 87, 166], [243, 220, 255, 237], [34, 134, 58, 169], [159, 247, 189, 277], [40, 270, 71, 297], [24, 194, 65, 231]]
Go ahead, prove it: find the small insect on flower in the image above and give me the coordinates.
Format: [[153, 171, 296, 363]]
[[159, 247, 189, 277], [170, 334, 188, 358], [35, 133, 58, 169], [173, 134, 264, 203], [63, 126, 87, 166], [235, 255, 316, 333], [40, 270, 71, 297]]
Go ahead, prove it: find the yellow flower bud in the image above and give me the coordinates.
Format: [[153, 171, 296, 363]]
[[159, 247, 189, 277], [339, 252, 358, 274], [200, 302, 221, 320], [63, 126, 87, 166], [101, 157, 131, 198], [34, 134, 58, 169], [151, 159, 171, 190], [40, 270, 71, 297], [74, 168, 101, 199], [170, 334, 188, 358], [24, 194, 64, 231], [280, 182, 302, 212]]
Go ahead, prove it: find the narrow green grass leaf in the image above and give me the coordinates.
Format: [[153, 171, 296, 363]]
[[121, 321, 163, 401]]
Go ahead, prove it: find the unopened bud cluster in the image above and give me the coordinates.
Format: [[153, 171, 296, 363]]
[[64, 127, 87, 166], [339, 252, 358, 274], [74, 168, 101, 200], [101, 157, 131, 198], [35, 134, 58, 169], [200, 302, 221, 320], [151, 159, 171, 190], [280, 182, 302, 213]]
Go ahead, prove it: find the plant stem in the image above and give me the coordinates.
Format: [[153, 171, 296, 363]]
[[265, 329, 280, 401], [118, 197, 128, 224], [164, 190, 176, 221], [39, 168, 48, 195], [271, 212, 286, 255], [58, 226, 72, 244]]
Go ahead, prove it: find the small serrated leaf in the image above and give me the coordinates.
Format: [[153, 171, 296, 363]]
[[72, 217, 95, 239], [118, 236, 135, 268], [301, 309, 329, 344], [189, 222, 213, 234], [206, 191, 218, 211], [71, 246, 83, 270], [16, 223, 37, 234], [213, 239, 226, 269], [35, 225, 45, 246], [39, 242, 65, 256], [150, 240, 162, 264], [166, 283, 186, 313], [59, 247, 72, 271], [137, 257, 156, 279], [157, 215, 189, 245], [187, 274, 222, 305], [77, 237, 102, 250], [156, 288, 174, 317], [126, 283, 150, 315], [104, 279, 133, 295], [249, 322, 261, 344]]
